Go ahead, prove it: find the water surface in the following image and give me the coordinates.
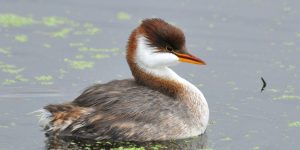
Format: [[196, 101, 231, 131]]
[[0, 0, 300, 149]]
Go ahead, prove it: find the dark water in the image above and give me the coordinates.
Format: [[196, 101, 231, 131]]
[[0, 0, 300, 149]]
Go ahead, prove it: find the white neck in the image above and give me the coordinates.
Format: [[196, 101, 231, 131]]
[[132, 35, 209, 136]]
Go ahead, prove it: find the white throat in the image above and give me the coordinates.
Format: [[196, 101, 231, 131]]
[[134, 36, 209, 136]]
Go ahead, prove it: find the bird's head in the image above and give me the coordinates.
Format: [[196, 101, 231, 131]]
[[127, 18, 205, 69]]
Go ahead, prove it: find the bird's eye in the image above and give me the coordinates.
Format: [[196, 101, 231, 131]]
[[166, 45, 174, 52]]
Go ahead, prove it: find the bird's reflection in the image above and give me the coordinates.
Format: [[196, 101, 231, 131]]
[[45, 133, 208, 150]]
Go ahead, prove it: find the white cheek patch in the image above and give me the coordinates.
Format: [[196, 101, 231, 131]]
[[136, 36, 179, 68]]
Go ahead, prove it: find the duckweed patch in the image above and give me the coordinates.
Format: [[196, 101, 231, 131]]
[[92, 54, 110, 59], [78, 47, 119, 53], [0, 13, 35, 27], [50, 28, 72, 38], [42, 16, 78, 27], [75, 54, 85, 59], [252, 146, 260, 150], [0, 61, 24, 74], [2, 79, 16, 85], [116, 12, 131, 20], [0, 48, 11, 57], [58, 68, 67, 79], [74, 23, 101, 35], [15, 34, 28, 43], [35, 75, 53, 85], [273, 95, 300, 100], [221, 136, 232, 141], [288, 121, 300, 127], [69, 42, 85, 47], [15, 75, 29, 82], [43, 43, 52, 48], [64, 58, 94, 70]]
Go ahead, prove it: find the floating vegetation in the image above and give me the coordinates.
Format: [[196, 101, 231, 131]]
[[0, 13, 35, 27], [78, 47, 119, 53], [15, 34, 28, 43], [58, 68, 67, 79], [220, 136, 232, 141], [0, 61, 24, 74], [50, 28, 72, 38], [69, 42, 85, 47], [116, 12, 131, 20], [273, 95, 300, 100], [15, 75, 29, 82], [43, 43, 52, 48], [74, 23, 101, 35], [1, 75, 28, 85], [35, 75, 53, 85], [2, 79, 16, 85], [284, 85, 295, 94], [288, 122, 300, 127], [42, 16, 78, 27], [64, 58, 94, 70], [75, 54, 85, 59], [92, 54, 110, 59], [0, 47, 11, 57]]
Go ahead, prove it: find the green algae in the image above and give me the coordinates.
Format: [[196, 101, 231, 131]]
[[152, 144, 167, 150], [15, 75, 28, 82], [267, 88, 279, 93], [252, 146, 260, 150], [92, 54, 110, 59], [78, 47, 119, 53], [2, 79, 16, 85], [75, 54, 85, 59], [35, 75, 53, 85], [273, 95, 300, 100], [50, 28, 72, 38], [288, 121, 300, 127], [75, 23, 101, 35], [64, 58, 94, 70], [0, 48, 11, 57], [220, 136, 232, 141], [58, 68, 67, 79], [42, 16, 78, 27], [69, 42, 85, 47], [113, 147, 145, 150], [0, 61, 24, 74], [0, 13, 35, 27], [15, 34, 28, 43], [43, 43, 52, 48], [116, 12, 131, 20], [284, 85, 295, 94]]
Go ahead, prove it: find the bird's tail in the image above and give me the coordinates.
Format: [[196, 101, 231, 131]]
[[34, 103, 92, 134]]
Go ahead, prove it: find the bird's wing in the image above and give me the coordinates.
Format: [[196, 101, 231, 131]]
[[60, 79, 188, 140]]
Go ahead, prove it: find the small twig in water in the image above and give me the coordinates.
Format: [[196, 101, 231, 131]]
[[261, 77, 267, 92]]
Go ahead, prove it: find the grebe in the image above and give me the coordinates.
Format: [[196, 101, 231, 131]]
[[39, 18, 209, 141]]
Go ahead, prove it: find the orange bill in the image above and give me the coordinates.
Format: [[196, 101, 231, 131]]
[[174, 52, 206, 65]]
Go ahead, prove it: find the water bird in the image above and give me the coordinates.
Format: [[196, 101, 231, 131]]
[[38, 18, 209, 141]]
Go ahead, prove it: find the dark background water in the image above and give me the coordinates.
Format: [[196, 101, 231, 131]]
[[0, 0, 299, 149]]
